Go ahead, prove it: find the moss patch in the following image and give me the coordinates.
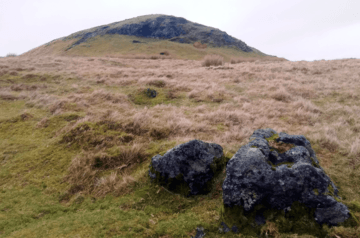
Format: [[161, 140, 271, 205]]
[[127, 86, 185, 107], [221, 201, 332, 238]]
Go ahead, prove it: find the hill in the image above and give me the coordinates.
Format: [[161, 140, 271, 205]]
[[0, 54, 360, 237], [23, 14, 282, 61]]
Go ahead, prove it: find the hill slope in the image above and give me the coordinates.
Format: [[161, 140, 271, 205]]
[[23, 14, 273, 60], [1, 54, 360, 237]]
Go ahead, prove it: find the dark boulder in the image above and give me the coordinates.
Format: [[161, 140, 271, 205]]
[[218, 222, 230, 233], [146, 88, 157, 98], [190, 227, 206, 238], [222, 128, 350, 232], [148, 140, 225, 197]]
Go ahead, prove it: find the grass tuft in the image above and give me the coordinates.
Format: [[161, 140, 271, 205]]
[[201, 54, 224, 67]]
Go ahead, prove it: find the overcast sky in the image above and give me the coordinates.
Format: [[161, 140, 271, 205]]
[[0, 0, 359, 61]]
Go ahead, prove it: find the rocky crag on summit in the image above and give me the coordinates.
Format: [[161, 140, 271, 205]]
[[62, 14, 262, 53], [148, 128, 357, 237]]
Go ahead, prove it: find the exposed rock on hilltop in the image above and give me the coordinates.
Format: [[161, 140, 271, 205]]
[[64, 14, 256, 53]]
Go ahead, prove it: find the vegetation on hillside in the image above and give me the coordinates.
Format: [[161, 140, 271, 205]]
[[22, 35, 285, 62], [0, 54, 359, 237]]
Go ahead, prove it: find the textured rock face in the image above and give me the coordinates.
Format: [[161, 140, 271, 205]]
[[222, 128, 350, 227], [148, 140, 224, 196], [65, 15, 253, 52]]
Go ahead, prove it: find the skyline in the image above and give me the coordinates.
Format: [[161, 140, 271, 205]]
[[1, 0, 359, 61]]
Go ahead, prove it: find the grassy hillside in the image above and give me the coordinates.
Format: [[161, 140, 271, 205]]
[[0, 55, 359, 237], [22, 35, 275, 61]]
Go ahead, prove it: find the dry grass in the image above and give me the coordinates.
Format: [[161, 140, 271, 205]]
[[193, 42, 207, 49], [6, 53, 17, 57], [201, 54, 224, 67], [1, 54, 360, 237], [230, 56, 257, 64], [66, 143, 144, 196], [0, 92, 20, 100], [230, 56, 287, 64]]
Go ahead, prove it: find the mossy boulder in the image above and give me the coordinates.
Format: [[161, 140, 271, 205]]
[[222, 128, 351, 236], [148, 139, 225, 197]]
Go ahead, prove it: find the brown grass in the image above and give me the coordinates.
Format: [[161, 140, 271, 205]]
[[66, 143, 144, 196], [230, 57, 257, 64], [1, 54, 360, 236], [193, 42, 207, 49], [230, 56, 287, 64], [0, 92, 19, 100], [202, 54, 224, 67]]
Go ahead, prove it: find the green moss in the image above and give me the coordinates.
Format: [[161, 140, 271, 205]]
[[276, 161, 295, 168], [310, 157, 321, 168], [58, 113, 83, 122], [148, 165, 192, 197], [127, 87, 184, 107], [221, 201, 330, 237], [348, 200, 360, 212], [266, 160, 294, 171], [265, 133, 279, 142], [145, 140, 178, 158], [325, 183, 335, 196], [216, 123, 226, 132], [313, 189, 319, 195]]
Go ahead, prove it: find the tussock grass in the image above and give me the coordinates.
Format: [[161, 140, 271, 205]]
[[201, 54, 224, 67], [1, 55, 360, 237], [6, 53, 17, 57]]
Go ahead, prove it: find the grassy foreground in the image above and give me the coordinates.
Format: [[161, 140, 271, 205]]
[[0, 55, 360, 237]]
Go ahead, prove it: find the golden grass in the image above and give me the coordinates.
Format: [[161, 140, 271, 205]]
[[201, 54, 224, 67]]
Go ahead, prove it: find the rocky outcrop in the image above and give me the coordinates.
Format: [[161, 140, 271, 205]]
[[64, 14, 254, 52], [147, 129, 354, 237], [148, 139, 225, 197], [222, 128, 350, 228]]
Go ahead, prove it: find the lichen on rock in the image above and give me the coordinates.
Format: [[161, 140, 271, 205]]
[[148, 139, 226, 197], [222, 128, 352, 236]]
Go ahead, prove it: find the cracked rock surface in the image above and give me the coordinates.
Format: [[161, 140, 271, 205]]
[[149, 139, 224, 196], [222, 128, 350, 227], [63, 14, 254, 52]]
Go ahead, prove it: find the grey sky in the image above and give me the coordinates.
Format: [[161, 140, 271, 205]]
[[0, 0, 359, 61]]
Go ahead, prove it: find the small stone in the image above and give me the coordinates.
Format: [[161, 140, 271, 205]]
[[146, 88, 157, 98], [191, 227, 205, 238]]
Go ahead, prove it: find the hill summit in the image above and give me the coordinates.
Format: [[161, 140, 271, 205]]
[[25, 14, 272, 59], [64, 14, 255, 52]]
